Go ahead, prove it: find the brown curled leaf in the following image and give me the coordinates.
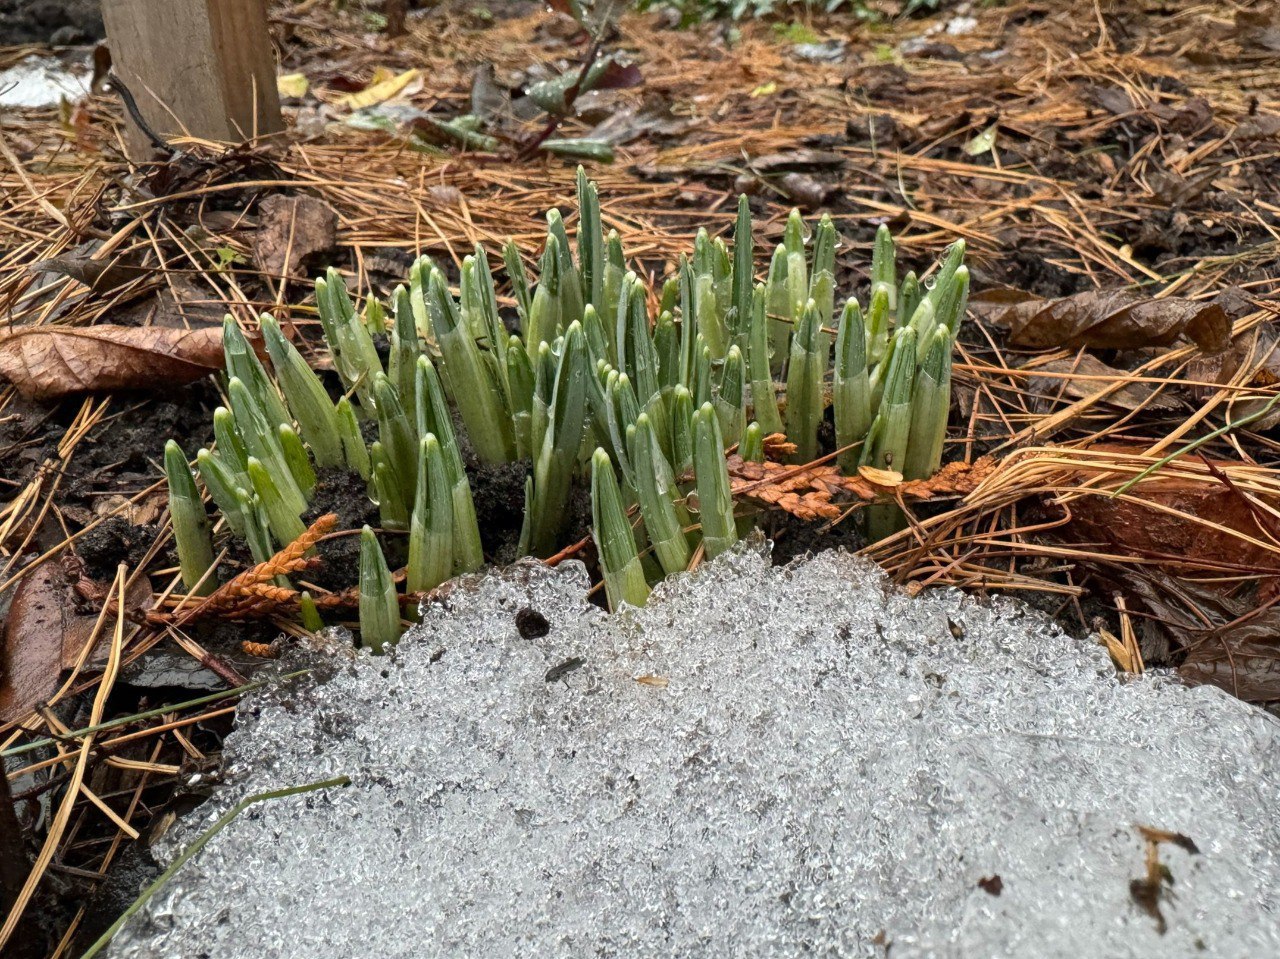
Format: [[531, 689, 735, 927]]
[[253, 194, 337, 279], [34, 246, 149, 293], [0, 324, 231, 400], [971, 288, 1230, 354], [1026, 354, 1182, 413], [1, 564, 152, 723]]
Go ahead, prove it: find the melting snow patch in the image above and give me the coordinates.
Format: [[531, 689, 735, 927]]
[[0, 55, 90, 108], [110, 544, 1280, 958]]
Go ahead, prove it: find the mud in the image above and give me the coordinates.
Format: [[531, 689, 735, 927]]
[[77, 516, 162, 581], [304, 467, 381, 592], [467, 457, 531, 563]]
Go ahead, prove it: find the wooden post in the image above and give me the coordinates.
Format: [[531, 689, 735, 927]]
[[102, 0, 283, 157]]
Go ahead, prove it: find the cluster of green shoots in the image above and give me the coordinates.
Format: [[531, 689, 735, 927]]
[[164, 169, 967, 649]]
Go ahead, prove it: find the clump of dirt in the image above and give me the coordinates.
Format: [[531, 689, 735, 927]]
[[68, 387, 219, 504], [303, 467, 380, 592], [515, 606, 551, 638], [0, 389, 214, 520], [766, 511, 867, 567], [0, 396, 63, 493], [977, 245, 1087, 299], [467, 458, 531, 562], [77, 516, 160, 580], [0, 0, 102, 44], [306, 467, 376, 530]]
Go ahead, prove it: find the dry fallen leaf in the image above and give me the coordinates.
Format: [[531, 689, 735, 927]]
[[750, 149, 846, 172], [858, 465, 903, 487], [971, 288, 1230, 353], [1185, 326, 1280, 430], [0, 564, 152, 723], [469, 62, 508, 122], [1044, 444, 1280, 577], [1092, 566, 1280, 702], [1098, 628, 1141, 674], [34, 244, 149, 293], [254, 194, 337, 279], [1179, 626, 1280, 702], [337, 68, 421, 110], [0, 563, 67, 723], [0, 324, 234, 399], [778, 172, 835, 209], [277, 72, 309, 99], [1027, 354, 1182, 413]]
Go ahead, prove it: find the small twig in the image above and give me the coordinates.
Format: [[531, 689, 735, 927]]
[[544, 534, 593, 566], [1113, 390, 1280, 497], [105, 71, 174, 155]]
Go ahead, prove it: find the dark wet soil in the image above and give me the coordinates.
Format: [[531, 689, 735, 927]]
[[77, 516, 162, 580], [66, 842, 159, 953], [304, 467, 381, 592], [767, 511, 867, 567], [468, 457, 532, 563], [0, 385, 218, 507]]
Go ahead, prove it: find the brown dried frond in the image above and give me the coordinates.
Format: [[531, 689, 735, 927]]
[[148, 514, 337, 625], [311, 585, 361, 609], [220, 513, 336, 593], [760, 433, 797, 460], [727, 455, 996, 521]]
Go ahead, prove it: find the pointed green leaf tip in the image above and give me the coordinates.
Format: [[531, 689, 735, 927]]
[[862, 326, 917, 474], [693, 402, 738, 559], [358, 526, 401, 654], [591, 448, 650, 611], [407, 434, 454, 595], [164, 440, 215, 595], [630, 412, 690, 578], [212, 406, 248, 475], [833, 298, 870, 474], [871, 223, 896, 311], [740, 422, 765, 464], [785, 299, 826, 464], [222, 314, 289, 430], [259, 313, 343, 468], [246, 456, 306, 547], [903, 327, 952, 481]]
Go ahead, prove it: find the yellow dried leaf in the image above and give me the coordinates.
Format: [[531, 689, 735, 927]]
[[858, 465, 903, 488], [1098, 629, 1137, 673], [963, 121, 998, 156], [338, 68, 421, 110], [277, 73, 309, 98]]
